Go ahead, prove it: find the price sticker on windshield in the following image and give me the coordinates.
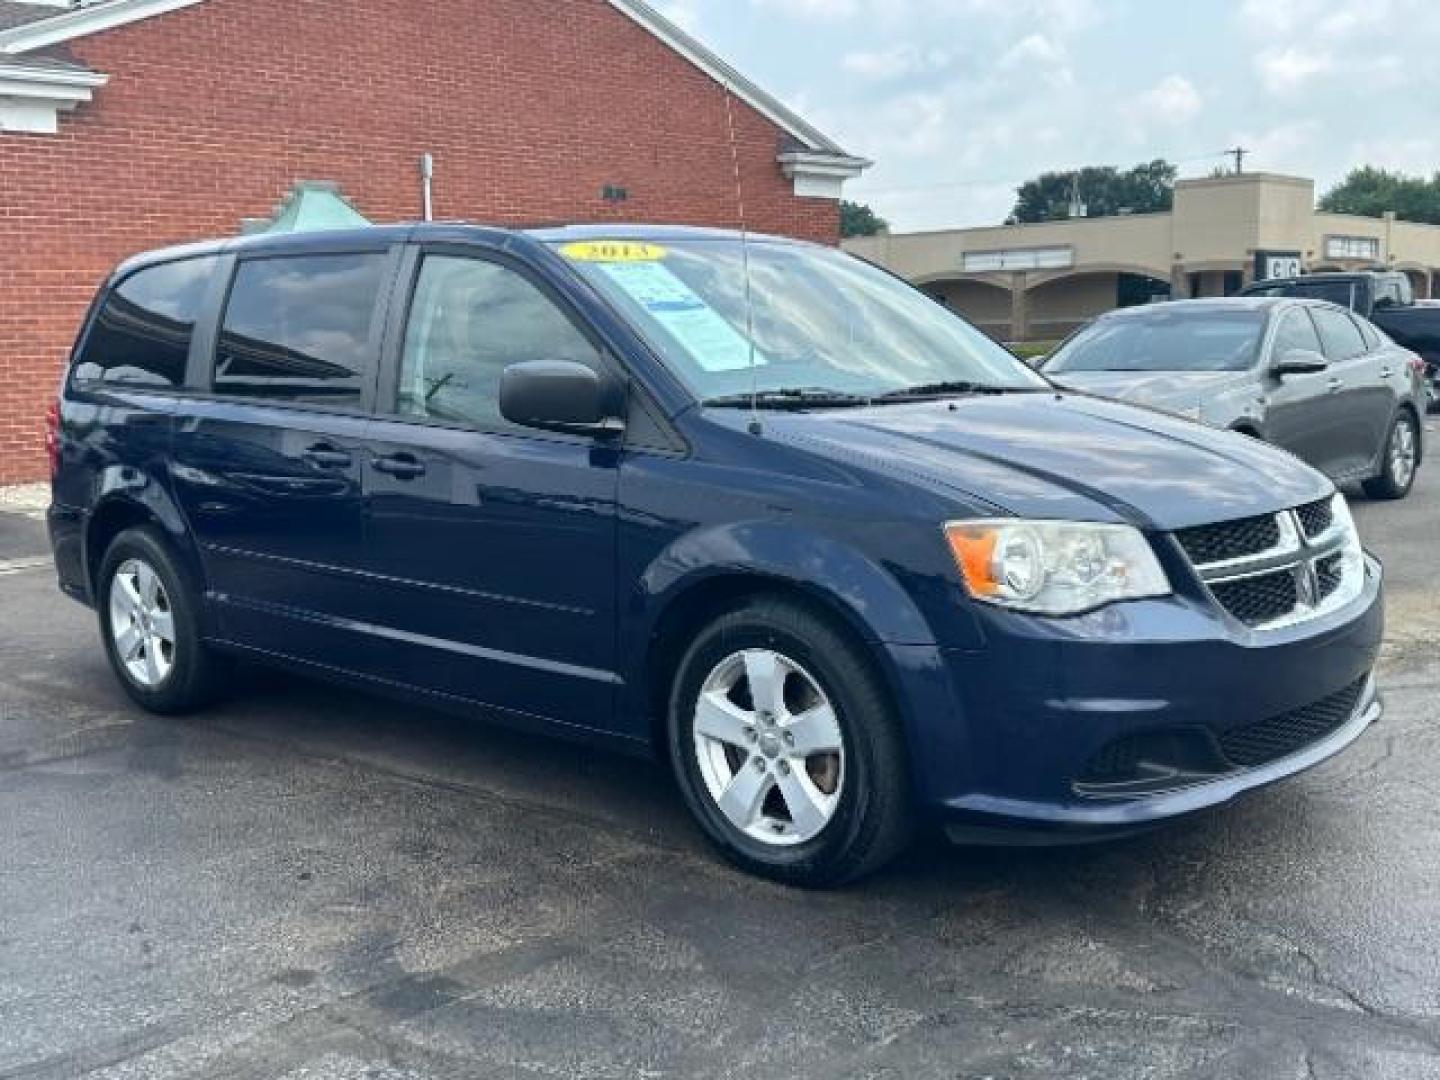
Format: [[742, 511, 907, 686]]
[[559, 241, 668, 263]]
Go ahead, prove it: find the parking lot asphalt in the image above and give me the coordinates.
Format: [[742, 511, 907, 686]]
[[1, 440, 1437, 1080]]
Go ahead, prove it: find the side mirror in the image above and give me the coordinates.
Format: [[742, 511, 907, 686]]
[[499, 361, 623, 436], [1271, 348, 1328, 377]]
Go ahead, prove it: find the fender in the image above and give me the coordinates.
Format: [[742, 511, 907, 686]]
[[633, 519, 940, 651], [620, 519, 976, 785], [84, 464, 208, 603]]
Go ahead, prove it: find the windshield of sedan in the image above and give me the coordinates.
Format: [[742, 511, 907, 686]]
[[1045, 309, 1268, 373], [554, 238, 1047, 403]]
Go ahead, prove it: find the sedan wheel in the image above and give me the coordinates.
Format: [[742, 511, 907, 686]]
[[1364, 411, 1420, 500]]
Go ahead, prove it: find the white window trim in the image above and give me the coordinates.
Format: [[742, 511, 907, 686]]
[[0, 0, 206, 54], [0, 61, 108, 133]]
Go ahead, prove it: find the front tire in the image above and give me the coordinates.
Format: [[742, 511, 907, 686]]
[[98, 527, 229, 714], [1362, 410, 1420, 500], [667, 597, 912, 887]]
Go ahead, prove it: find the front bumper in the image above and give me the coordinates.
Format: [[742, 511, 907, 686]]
[[891, 554, 1384, 841]]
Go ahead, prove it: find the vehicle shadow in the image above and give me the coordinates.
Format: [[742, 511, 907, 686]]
[[203, 661, 1253, 911]]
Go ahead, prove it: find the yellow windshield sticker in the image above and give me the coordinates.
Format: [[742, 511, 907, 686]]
[[559, 241, 668, 263]]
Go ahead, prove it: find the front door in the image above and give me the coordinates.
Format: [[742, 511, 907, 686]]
[[1310, 305, 1392, 478], [1263, 307, 1346, 476], [356, 249, 621, 729], [170, 248, 394, 669]]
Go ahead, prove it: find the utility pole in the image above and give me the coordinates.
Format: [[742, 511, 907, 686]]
[[1225, 147, 1249, 175]]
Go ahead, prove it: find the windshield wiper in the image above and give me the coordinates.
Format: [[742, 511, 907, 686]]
[[702, 387, 873, 410], [873, 380, 1042, 401]]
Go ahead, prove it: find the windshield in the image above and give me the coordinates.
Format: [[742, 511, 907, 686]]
[[554, 238, 1047, 402], [1046, 309, 1267, 373]]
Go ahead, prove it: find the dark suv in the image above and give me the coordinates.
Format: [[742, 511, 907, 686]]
[[48, 225, 1384, 885]]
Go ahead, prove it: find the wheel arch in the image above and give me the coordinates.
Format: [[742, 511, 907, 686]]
[[630, 522, 939, 754], [84, 476, 205, 603]]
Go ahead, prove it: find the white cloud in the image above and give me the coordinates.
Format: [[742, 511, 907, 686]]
[[841, 44, 951, 81], [1255, 46, 1334, 95], [1134, 74, 1202, 126], [998, 32, 1065, 69]]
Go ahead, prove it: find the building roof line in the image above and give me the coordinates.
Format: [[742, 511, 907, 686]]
[[0, 0, 204, 53], [0, 0, 861, 161], [605, 0, 852, 157]]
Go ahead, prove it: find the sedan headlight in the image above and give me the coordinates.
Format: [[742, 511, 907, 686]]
[[944, 519, 1171, 615]]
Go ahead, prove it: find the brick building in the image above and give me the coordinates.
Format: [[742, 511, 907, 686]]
[[0, 0, 867, 483]]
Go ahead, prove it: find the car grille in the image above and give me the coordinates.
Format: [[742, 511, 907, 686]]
[[1174, 513, 1280, 565], [1210, 570, 1298, 628], [1295, 498, 1334, 539], [1218, 677, 1368, 768], [1173, 496, 1363, 631]]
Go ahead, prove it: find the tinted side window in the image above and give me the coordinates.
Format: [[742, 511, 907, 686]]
[[1311, 306, 1368, 361], [397, 255, 601, 428], [73, 257, 217, 388], [215, 254, 387, 405], [1271, 309, 1324, 358]]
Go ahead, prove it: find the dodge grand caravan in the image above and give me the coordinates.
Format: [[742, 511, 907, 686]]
[[48, 224, 1384, 886]]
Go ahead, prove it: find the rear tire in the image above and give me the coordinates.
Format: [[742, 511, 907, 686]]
[[667, 597, 912, 887], [97, 527, 229, 714], [1362, 410, 1419, 500]]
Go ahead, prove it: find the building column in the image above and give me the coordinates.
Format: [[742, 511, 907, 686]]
[[1170, 263, 1190, 299], [1009, 271, 1029, 342]]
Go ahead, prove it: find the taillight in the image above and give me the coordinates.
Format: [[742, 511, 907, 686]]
[[1409, 355, 1426, 377], [44, 399, 60, 478]]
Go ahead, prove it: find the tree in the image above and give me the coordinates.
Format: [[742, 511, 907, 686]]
[[1319, 167, 1440, 225], [841, 200, 888, 238], [1007, 160, 1177, 224]]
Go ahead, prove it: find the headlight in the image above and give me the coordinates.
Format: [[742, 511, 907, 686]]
[[944, 519, 1171, 615]]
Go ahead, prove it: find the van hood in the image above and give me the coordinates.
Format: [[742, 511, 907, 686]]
[[1047, 370, 1250, 415], [755, 392, 1330, 530]]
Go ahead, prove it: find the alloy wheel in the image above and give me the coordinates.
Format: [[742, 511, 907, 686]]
[[691, 648, 845, 846], [108, 557, 176, 689], [1391, 416, 1417, 490]]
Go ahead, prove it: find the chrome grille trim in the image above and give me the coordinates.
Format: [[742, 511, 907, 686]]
[[1177, 495, 1365, 631]]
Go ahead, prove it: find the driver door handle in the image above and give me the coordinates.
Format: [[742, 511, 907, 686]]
[[371, 452, 427, 480]]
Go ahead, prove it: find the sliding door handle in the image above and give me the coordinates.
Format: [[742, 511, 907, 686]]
[[371, 453, 426, 480]]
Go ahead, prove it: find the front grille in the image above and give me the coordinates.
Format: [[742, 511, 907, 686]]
[[1316, 553, 1344, 600], [1296, 498, 1334, 539], [1210, 569, 1298, 627], [1175, 513, 1280, 565], [1219, 677, 1367, 768]]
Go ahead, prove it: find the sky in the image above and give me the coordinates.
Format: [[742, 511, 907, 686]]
[[652, 0, 1440, 232]]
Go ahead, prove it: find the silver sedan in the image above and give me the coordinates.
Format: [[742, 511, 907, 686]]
[[1043, 297, 1425, 500]]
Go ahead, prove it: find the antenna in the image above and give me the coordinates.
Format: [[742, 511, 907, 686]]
[[722, 82, 762, 436]]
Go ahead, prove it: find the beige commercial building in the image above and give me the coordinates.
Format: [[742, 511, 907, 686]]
[[845, 173, 1440, 343]]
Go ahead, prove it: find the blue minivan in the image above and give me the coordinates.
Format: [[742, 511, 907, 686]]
[[48, 224, 1385, 885]]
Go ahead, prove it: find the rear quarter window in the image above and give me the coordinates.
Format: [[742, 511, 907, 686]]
[[213, 253, 388, 406], [72, 257, 217, 388]]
